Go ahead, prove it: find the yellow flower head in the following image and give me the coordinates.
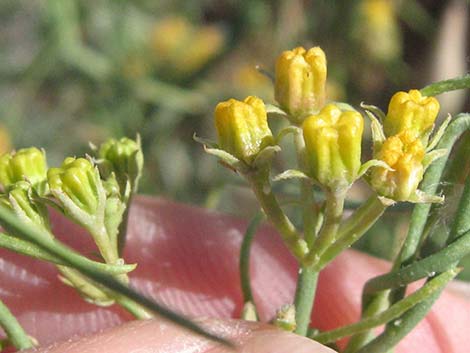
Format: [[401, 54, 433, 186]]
[[215, 96, 273, 165], [275, 47, 327, 120], [371, 131, 425, 201], [384, 90, 440, 142], [302, 104, 364, 189]]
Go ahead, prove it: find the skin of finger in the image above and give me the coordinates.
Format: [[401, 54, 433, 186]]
[[0, 196, 469, 352], [25, 318, 336, 353]]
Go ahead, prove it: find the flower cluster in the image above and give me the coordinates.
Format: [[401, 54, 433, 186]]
[[204, 46, 444, 203], [0, 137, 143, 303], [367, 89, 444, 202]]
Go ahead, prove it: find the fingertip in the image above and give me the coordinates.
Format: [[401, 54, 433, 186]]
[[26, 318, 335, 353]]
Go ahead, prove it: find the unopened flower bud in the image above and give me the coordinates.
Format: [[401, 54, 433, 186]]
[[99, 137, 143, 193], [384, 90, 439, 142], [275, 47, 327, 120], [370, 131, 425, 201], [215, 96, 274, 165], [0, 147, 47, 190], [302, 104, 363, 190], [5, 181, 50, 232], [48, 158, 100, 215]]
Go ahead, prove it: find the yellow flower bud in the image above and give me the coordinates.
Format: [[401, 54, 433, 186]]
[[275, 47, 327, 120], [48, 158, 99, 215], [370, 131, 425, 201], [0, 147, 47, 189], [302, 104, 364, 189], [215, 96, 274, 165], [384, 90, 440, 141]]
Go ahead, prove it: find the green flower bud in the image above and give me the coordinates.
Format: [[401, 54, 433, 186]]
[[98, 137, 143, 193], [48, 157, 100, 216], [215, 96, 274, 165], [1, 181, 50, 234], [302, 104, 364, 190], [0, 147, 47, 190]]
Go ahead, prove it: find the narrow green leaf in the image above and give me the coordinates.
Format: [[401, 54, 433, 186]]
[[312, 268, 459, 344], [193, 133, 218, 149], [0, 299, 33, 350], [420, 74, 470, 97], [272, 169, 310, 182], [363, 228, 470, 296], [0, 232, 136, 275]]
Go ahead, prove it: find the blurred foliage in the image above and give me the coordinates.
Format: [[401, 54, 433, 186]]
[[0, 0, 469, 277]]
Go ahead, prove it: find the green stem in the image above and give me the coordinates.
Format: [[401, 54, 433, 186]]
[[292, 130, 319, 336], [313, 196, 387, 270], [312, 269, 458, 345], [0, 232, 135, 275], [306, 189, 346, 263], [344, 291, 390, 353], [447, 172, 470, 244], [0, 232, 61, 264], [57, 266, 114, 305], [91, 224, 118, 265], [0, 204, 231, 347], [293, 132, 317, 248], [239, 212, 264, 320], [293, 266, 318, 335], [0, 299, 33, 350], [357, 290, 440, 353], [114, 295, 153, 319], [318, 197, 387, 350], [420, 74, 470, 97], [117, 196, 132, 257], [247, 171, 308, 261]]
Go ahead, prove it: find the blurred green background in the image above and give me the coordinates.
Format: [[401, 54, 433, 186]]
[[1, 0, 469, 277]]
